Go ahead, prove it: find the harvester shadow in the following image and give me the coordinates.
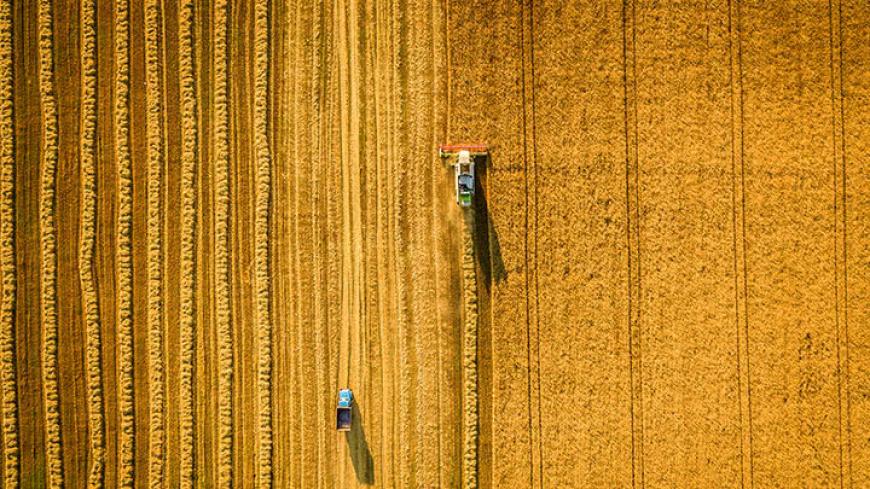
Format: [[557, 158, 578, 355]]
[[470, 153, 497, 485], [473, 154, 507, 287], [345, 403, 374, 484]]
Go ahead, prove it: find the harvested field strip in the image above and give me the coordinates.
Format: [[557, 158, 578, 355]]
[[388, 3, 417, 486], [253, 0, 273, 486], [114, 0, 136, 485], [289, 2, 318, 486], [177, 0, 198, 486], [305, 0, 330, 486], [462, 214, 479, 489], [144, 0, 166, 486], [212, 0, 234, 487], [0, 0, 17, 485], [37, 0, 63, 485], [79, 0, 105, 486]]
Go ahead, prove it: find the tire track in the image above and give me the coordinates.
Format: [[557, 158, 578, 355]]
[[462, 213, 480, 489], [336, 0, 351, 482], [0, 0, 17, 485], [728, 1, 753, 487], [144, 1, 166, 485], [621, 1, 644, 487], [37, 0, 63, 485], [325, 38, 342, 488], [79, 0, 105, 486], [841, 5, 869, 485], [253, 0, 273, 486], [362, 3, 382, 479], [827, 2, 850, 485], [520, 1, 543, 485], [178, 0, 198, 486], [213, 0, 234, 486]]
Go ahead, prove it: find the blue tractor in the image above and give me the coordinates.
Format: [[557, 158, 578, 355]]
[[336, 388, 353, 431]]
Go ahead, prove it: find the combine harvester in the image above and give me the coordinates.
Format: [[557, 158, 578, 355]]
[[439, 144, 488, 208]]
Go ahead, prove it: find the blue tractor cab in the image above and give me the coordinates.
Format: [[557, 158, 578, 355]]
[[336, 388, 353, 431]]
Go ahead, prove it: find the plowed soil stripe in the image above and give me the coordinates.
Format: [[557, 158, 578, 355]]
[[37, 0, 63, 485], [0, 0, 18, 484], [253, 0, 273, 486], [80, 0, 106, 486], [178, 0, 198, 486]]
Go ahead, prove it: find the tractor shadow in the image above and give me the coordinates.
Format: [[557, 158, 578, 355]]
[[345, 403, 374, 484], [473, 154, 507, 288]]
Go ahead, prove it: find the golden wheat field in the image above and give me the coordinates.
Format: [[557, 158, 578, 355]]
[[0, 0, 868, 487]]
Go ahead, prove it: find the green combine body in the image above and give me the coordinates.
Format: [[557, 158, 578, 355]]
[[438, 144, 486, 209]]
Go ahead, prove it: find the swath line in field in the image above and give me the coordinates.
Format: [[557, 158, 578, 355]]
[[37, 0, 63, 485], [177, 0, 198, 486], [80, 0, 106, 485], [253, 0, 273, 486], [213, 0, 234, 487], [114, 0, 136, 485], [144, 0, 167, 485], [461, 214, 480, 489], [0, 0, 18, 484]]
